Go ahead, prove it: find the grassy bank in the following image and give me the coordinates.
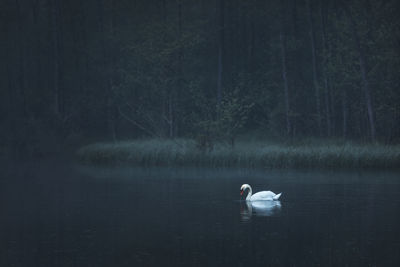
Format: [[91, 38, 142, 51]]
[[76, 139, 400, 169]]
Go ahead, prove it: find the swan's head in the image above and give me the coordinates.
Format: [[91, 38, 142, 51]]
[[240, 184, 250, 195]]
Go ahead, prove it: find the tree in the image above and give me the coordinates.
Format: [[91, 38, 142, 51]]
[[280, 31, 291, 137], [216, 0, 224, 107], [306, 0, 322, 136], [342, 1, 376, 140]]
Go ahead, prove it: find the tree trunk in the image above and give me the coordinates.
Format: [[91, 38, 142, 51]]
[[81, 5, 90, 98], [51, 0, 60, 117], [97, 0, 116, 140], [342, 91, 347, 138], [248, 20, 255, 71], [280, 32, 291, 136], [109, 0, 117, 141], [323, 79, 331, 136], [175, 0, 183, 137], [15, 0, 27, 117], [162, 0, 167, 21], [307, 0, 322, 136], [320, 4, 331, 136], [217, 0, 224, 107], [330, 85, 336, 135], [168, 92, 173, 138], [289, 0, 299, 137], [344, 4, 376, 140]]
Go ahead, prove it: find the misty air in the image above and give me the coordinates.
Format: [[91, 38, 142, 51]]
[[1, 0, 399, 266]]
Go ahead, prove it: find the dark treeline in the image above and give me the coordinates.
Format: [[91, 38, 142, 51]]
[[1, 0, 400, 156]]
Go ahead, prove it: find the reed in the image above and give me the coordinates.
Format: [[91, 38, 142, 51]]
[[77, 138, 400, 169]]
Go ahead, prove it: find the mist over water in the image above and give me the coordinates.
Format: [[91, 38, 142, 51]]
[[1, 160, 399, 266]]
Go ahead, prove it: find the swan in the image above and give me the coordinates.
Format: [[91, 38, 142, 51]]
[[240, 184, 282, 201]]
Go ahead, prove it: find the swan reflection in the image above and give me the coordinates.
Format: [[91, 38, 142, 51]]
[[240, 200, 281, 221]]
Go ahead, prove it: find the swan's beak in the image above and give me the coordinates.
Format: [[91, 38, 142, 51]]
[[240, 189, 243, 195]]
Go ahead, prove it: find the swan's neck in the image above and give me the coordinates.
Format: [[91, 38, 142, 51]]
[[246, 186, 252, 201]]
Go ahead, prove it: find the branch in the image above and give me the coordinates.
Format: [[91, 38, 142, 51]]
[[118, 107, 160, 138]]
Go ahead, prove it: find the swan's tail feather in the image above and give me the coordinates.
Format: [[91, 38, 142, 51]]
[[273, 193, 282, 200]]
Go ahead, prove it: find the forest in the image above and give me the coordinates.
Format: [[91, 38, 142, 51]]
[[1, 0, 399, 161]]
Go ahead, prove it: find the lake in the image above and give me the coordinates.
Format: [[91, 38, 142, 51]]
[[1, 159, 399, 266]]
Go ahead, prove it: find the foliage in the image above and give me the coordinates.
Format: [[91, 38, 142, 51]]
[[217, 89, 254, 146], [194, 89, 254, 149], [1, 0, 400, 157]]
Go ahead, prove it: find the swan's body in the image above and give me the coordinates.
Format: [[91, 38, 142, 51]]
[[240, 184, 282, 201]]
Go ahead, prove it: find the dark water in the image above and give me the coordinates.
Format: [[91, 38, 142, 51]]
[[1, 160, 400, 266]]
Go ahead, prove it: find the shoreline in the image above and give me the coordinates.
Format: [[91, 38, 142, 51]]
[[76, 139, 400, 170]]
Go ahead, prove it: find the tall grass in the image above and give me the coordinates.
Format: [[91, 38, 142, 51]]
[[76, 138, 400, 169]]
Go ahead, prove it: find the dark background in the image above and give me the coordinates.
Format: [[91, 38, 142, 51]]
[[1, 0, 399, 158]]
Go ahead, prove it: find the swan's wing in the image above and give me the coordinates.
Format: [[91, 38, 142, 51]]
[[273, 192, 282, 200], [251, 191, 276, 201]]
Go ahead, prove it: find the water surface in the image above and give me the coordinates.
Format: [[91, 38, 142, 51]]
[[1, 160, 399, 266]]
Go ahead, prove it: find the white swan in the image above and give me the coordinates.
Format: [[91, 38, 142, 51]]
[[240, 184, 282, 201]]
